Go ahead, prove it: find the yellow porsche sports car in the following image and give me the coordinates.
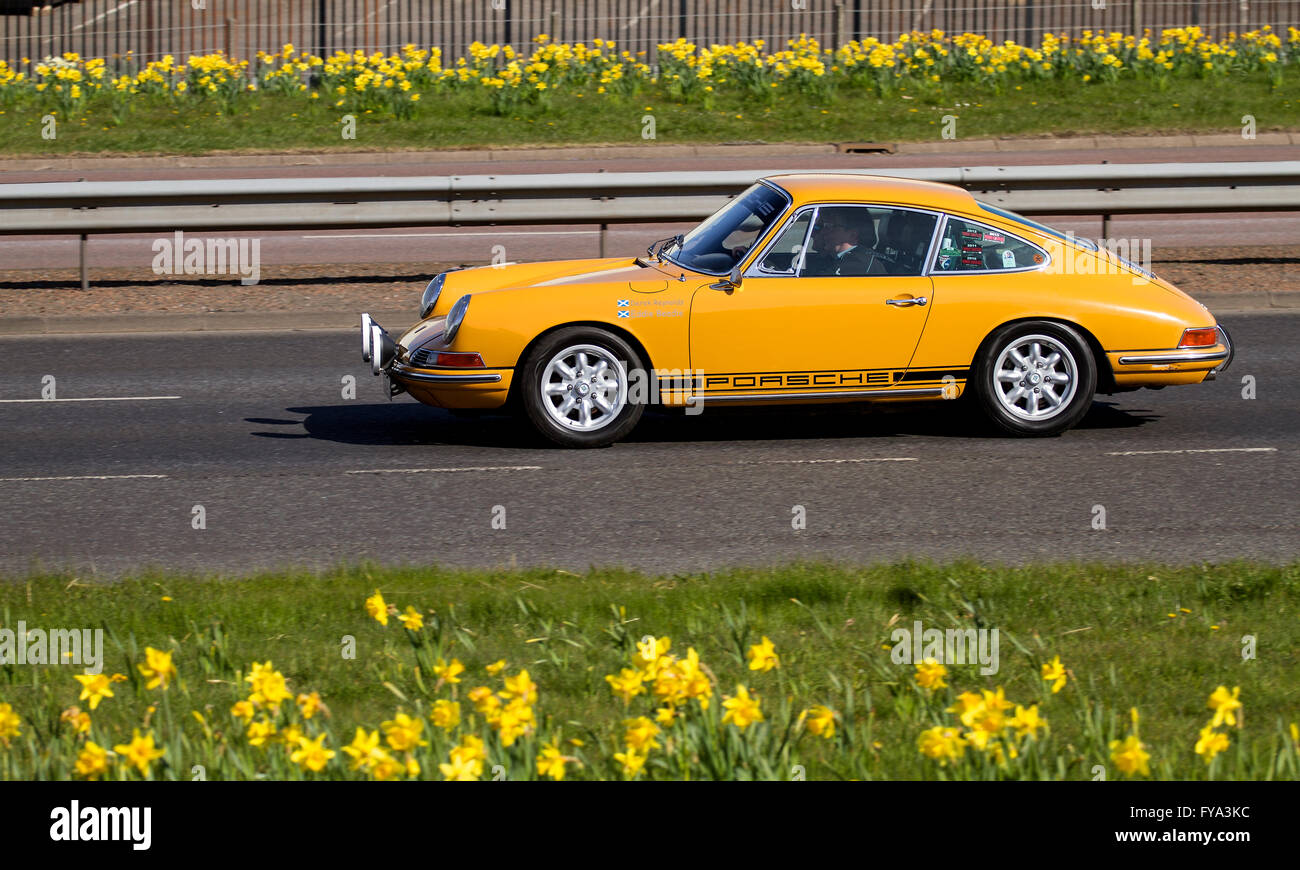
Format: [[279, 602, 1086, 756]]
[[362, 173, 1232, 448]]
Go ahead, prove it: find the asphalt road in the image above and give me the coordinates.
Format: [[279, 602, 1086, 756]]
[[0, 312, 1295, 576]]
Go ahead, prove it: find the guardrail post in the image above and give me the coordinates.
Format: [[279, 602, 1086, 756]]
[[599, 224, 608, 258], [79, 234, 89, 291]]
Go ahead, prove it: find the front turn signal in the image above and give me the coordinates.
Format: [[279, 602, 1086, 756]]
[[1178, 327, 1218, 348]]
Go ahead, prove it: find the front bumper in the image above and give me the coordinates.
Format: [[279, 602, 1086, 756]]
[[361, 313, 512, 407]]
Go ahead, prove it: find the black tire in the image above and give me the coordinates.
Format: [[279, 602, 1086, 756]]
[[520, 327, 646, 448], [973, 320, 1097, 436]]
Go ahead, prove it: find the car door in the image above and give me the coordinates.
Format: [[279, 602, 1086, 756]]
[[688, 204, 939, 396]]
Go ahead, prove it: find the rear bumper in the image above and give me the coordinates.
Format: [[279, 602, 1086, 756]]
[[1109, 325, 1233, 384]]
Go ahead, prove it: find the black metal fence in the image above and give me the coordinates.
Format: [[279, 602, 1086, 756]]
[[4, 1, 1299, 66]]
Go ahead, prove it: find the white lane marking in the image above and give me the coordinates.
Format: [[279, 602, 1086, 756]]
[[301, 231, 594, 239], [346, 465, 543, 474], [0, 474, 167, 482], [0, 396, 181, 404], [751, 457, 919, 464], [1105, 447, 1278, 456]]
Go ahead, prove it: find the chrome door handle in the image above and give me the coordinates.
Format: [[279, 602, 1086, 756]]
[[886, 296, 927, 307]]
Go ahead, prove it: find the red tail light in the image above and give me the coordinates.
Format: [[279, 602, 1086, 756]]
[[434, 352, 485, 368], [1178, 328, 1218, 348]]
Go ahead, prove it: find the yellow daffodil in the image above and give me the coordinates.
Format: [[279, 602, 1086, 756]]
[[1208, 686, 1242, 728], [0, 702, 21, 744], [799, 705, 836, 739], [614, 746, 646, 778], [290, 733, 335, 772], [114, 729, 166, 776], [1195, 724, 1230, 763], [623, 716, 661, 752], [137, 647, 177, 690], [296, 691, 322, 719], [245, 661, 291, 709], [430, 699, 460, 731], [536, 741, 569, 780], [60, 706, 92, 734], [1109, 734, 1151, 777], [1011, 704, 1046, 739], [917, 726, 967, 765], [606, 667, 645, 704], [433, 657, 465, 685], [364, 589, 389, 625], [746, 636, 779, 672], [398, 606, 423, 630], [485, 659, 507, 676], [75, 741, 110, 779], [381, 712, 428, 751], [74, 672, 124, 710], [721, 684, 763, 730], [342, 727, 383, 771], [914, 658, 948, 690], [1041, 655, 1067, 693]]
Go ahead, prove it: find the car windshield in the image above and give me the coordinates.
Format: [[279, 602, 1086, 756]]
[[665, 182, 789, 274]]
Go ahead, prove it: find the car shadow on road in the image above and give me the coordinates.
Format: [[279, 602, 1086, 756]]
[[249, 398, 1158, 448]]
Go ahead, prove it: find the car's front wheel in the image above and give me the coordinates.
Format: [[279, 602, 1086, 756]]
[[973, 321, 1097, 436], [520, 327, 646, 447]]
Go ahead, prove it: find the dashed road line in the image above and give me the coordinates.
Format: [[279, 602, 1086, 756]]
[[1105, 447, 1277, 456], [0, 474, 168, 482], [751, 457, 919, 464], [345, 465, 544, 475], [0, 396, 181, 404]]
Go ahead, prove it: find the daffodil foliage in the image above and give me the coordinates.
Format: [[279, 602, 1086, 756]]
[[0, 26, 1295, 124]]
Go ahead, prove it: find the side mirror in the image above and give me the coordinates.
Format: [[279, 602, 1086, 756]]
[[710, 264, 743, 293]]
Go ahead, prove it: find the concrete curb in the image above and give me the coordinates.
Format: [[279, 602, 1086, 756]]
[[3, 131, 1297, 173], [1, 292, 1294, 337]]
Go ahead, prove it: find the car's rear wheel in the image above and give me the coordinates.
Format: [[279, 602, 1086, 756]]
[[973, 321, 1096, 436], [521, 327, 645, 447]]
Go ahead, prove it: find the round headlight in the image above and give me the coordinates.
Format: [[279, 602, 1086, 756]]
[[420, 273, 446, 319], [444, 294, 471, 345]]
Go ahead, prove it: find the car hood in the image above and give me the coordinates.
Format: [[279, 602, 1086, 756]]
[[442, 256, 681, 296]]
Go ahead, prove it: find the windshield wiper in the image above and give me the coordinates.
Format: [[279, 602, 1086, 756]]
[[646, 234, 682, 261]]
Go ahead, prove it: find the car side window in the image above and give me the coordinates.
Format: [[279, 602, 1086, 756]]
[[755, 210, 814, 274], [798, 206, 936, 278], [933, 217, 1043, 272]]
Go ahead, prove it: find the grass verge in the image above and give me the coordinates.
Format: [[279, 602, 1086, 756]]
[[1, 561, 1296, 780], [2, 74, 1296, 157]]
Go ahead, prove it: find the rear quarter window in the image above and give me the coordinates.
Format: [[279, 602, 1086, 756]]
[[933, 216, 1046, 273]]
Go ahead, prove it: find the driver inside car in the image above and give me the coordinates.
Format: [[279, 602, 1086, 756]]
[[802, 208, 884, 276]]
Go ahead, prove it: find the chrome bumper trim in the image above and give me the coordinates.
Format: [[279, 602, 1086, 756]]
[[697, 387, 946, 403], [389, 364, 503, 385], [1117, 349, 1230, 366]]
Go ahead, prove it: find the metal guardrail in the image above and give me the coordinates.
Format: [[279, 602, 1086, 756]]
[[2, 161, 1297, 288]]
